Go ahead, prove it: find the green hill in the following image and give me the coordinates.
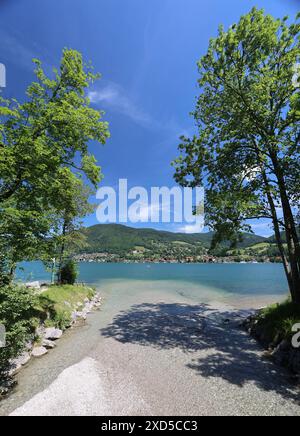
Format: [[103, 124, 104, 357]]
[[78, 224, 267, 255]]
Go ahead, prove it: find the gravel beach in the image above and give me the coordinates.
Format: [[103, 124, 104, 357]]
[[1, 280, 299, 416]]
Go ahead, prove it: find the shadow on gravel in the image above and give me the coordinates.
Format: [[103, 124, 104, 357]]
[[101, 302, 300, 402]]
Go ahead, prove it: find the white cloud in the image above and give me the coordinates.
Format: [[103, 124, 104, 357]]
[[88, 82, 153, 127], [250, 221, 273, 237], [177, 221, 204, 234]]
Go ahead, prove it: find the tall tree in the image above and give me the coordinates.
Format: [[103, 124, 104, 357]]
[[0, 49, 109, 276], [173, 9, 300, 303]]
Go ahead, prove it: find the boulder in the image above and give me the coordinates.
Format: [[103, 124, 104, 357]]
[[25, 281, 40, 289], [0, 379, 17, 397], [36, 326, 45, 338], [9, 352, 31, 375], [32, 347, 48, 357], [76, 311, 87, 321], [42, 339, 56, 349], [44, 328, 63, 340]]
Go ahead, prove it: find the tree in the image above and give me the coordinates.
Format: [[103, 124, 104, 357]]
[[173, 9, 300, 303], [0, 49, 109, 275], [52, 175, 94, 284]]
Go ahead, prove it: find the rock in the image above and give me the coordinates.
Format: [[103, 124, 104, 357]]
[[36, 326, 45, 338], [16, 352, 31, 366], [25, 341, 34, 351], [83, 304, 92, 314], [71, 312, 78, 322], [9, 352, 31, 375], [0, 378, 17, 397], [44, 328, 63, 340], [84, 297, 90, 303], [76, 311, 87, 321], [42, 339, 56, 349], [25, 281, 40, 289], [32, 347, 48, 357]]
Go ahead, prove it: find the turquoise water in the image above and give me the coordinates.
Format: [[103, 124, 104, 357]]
[[17, 261, 288, 298]]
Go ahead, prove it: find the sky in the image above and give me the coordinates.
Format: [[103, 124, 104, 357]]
[[0, 0, 298, 236]]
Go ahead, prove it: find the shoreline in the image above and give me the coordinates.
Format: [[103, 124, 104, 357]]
[[1, 284, 299, 416], [0, 287, 103, 399]]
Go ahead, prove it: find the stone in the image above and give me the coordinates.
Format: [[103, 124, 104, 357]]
[[76, 311, 87, 321], [71, 312, 78, 322], [25, 341, 34, 351], [32, 347, 48, 357], [16, 352, 31, 366], [25, 281, 40, 289], [9, 352, 31, 375], [42, 339, 56, 349], [0, 379, 17, 397], [44, 328, 63, 340], [36, 326, 45, 338]]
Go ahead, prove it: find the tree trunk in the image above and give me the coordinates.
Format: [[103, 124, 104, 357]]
[[261, 170, 296, 300], [270, 152, 300, 304], [57, 220, 67, 285]]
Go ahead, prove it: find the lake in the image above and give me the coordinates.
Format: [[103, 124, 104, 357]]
[[17, 262, 288, 308]]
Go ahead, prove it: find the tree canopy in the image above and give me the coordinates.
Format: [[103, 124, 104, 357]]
[[173, 8, 300, 302], [0, 48, 109, 276]]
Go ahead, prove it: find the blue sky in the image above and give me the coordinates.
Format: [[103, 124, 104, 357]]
[[0, 0, 298, 236]]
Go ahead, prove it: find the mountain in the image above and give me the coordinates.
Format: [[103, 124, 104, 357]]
[[267, 229, 300, 244], [78, 224, 267, 255]]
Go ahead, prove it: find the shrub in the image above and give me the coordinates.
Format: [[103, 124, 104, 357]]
[[256, 300, 300, 343], [0, 285, 37, 382], [60, 259, 78, 285]]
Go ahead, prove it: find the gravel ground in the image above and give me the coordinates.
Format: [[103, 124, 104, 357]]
[[2, 283, 300, 416]]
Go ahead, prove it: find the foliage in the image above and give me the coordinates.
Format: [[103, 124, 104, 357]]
[[77, 223, 265, 255], [0, 285, 37, 380], [255, 299, 300, 343], [0, 48, 109, 274], [38, 285, 95, 329], [173, 8, 300, 302], [60, 259, 78, 285]]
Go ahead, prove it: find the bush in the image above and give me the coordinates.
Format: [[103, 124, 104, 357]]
[[0, 285, 37, 381], [256, 300, 300, 343], [60, 259, 78, 285]]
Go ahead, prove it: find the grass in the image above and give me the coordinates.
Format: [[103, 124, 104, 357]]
[[37, 285, 95, 330], [256, 300, 300, 344]]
